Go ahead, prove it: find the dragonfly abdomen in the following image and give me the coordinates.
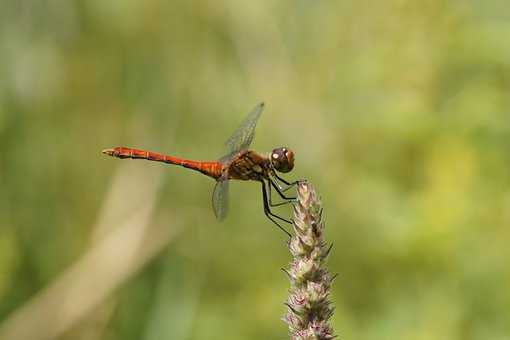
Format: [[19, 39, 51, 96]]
[[179, 160, 223, 179], [102, 147, 223, 179]]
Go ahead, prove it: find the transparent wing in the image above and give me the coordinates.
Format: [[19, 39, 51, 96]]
[[212, 177, 229, 221], [223, 102, 265, 156]]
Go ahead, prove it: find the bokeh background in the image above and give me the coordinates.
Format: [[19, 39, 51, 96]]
[[1, 1, 510, 339]]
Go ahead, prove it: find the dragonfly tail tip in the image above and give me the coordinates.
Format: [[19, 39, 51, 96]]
[[102, 148, 115, 156]]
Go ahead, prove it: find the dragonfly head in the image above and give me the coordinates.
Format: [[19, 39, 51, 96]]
[[270, 147, 294, 173]]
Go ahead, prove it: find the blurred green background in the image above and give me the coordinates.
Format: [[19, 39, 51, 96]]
[[1, 1, 510, 339]]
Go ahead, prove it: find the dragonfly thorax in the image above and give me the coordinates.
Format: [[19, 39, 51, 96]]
[[270, 147, 294, 173]]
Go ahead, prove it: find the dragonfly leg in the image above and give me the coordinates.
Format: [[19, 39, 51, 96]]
[[271, 173, 302, 192], [267, 179, 295, 207], [262, 181, 293, 222], [261, 181, 292, 237], [269, 177, 297, 201]]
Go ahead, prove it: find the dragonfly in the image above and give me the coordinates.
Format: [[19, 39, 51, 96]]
[[102, 103, 298, 236]]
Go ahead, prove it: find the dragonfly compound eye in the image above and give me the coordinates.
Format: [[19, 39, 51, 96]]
[[271, 147, 294, 173]]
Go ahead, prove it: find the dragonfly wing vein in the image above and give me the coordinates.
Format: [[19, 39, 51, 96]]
[[212, 177, 229, 221], [223, 102, 264, 156]]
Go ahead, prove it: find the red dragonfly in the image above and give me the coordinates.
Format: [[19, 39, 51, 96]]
[[102, 103, 298, 236]]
